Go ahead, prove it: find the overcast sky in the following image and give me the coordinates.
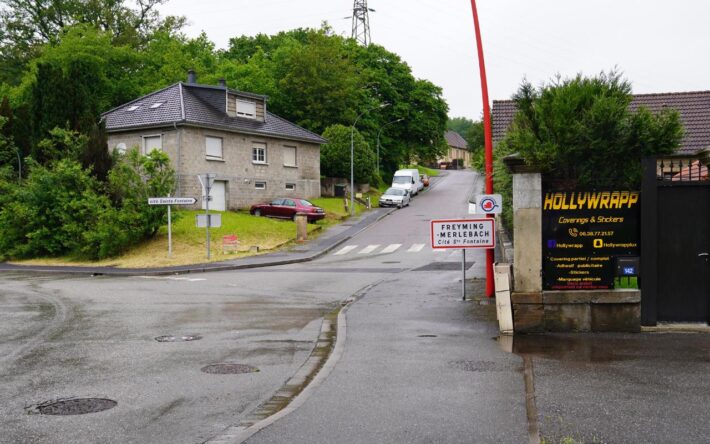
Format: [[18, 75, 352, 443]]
[[158, 0, 710, 120]]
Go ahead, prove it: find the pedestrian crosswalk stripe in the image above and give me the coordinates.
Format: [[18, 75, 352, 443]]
[[334, 245, 358, 255], [408, 243, 425, 252], [381, 244, 402, 253], [358, 244, 380, 254]]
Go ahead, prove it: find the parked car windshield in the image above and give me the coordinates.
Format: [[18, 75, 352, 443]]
[[392, 176, 410, 184], [384, 188, 406, 196], [299, 200, 315, 207]]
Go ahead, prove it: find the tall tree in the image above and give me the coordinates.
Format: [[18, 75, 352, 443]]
[[502, 72, 683, 187]]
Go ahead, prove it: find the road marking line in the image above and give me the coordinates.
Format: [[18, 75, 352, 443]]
[[381, 244, 401, 253], [408, 243, 425, 252], [334, 245, 358, 255], [358, 244, 380, 254]]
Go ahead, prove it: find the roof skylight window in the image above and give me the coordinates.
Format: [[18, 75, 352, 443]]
[[127, 105, 140, 112], [150, 102, 164, 109]]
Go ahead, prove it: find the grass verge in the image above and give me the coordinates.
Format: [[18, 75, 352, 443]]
[[11, 198, 366, 268]]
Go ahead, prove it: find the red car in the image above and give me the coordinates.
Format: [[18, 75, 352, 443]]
[[249, 198, 325, 222]]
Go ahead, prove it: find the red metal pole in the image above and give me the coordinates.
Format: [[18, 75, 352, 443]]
[[469, 0, 495, 298]]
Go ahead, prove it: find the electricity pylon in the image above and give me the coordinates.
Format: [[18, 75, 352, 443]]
[[351, 0, 373, 46]]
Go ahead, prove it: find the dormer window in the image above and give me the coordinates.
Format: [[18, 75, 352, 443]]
[[236, 99, 256, 119]]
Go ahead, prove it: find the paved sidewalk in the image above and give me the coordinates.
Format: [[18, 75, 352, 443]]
[[0, 208, 395, 276]]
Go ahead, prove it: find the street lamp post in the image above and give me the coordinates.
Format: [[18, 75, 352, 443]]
[[376, 118, 403, 174], [350, 102, 389, 216]]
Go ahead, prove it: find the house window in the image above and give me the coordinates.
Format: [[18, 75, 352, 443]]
[[285, 183, 296, 191], [143, 135, 162, 153], [114, 143, 127, 154], [254, 181, 266, 190], [252, 142, 266, 164], [205, 136, 223, 160], [237, 99, 256, 119], [283, 146, 297, 167]]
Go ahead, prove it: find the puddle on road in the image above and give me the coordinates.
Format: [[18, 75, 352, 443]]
[[497, 333, 710, 364]]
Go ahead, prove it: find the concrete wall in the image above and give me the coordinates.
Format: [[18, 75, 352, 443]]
[[107, 125, 321, 210], [512, 173, 542, 292]]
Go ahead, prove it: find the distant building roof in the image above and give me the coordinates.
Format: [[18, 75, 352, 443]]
[[445, 130, 469, 149], [102, 82, 326, 144], [492, 90, 710, 156]]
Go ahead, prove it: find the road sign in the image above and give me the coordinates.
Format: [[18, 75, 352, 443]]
[[148, 197, 197, 205], [431, 218, 495, 249], [197, 173, 216, 194], [474, 194, 503, 214], [196, 214, 221, 228]]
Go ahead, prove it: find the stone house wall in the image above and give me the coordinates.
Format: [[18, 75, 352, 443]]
[[107, 125, 321, 210]]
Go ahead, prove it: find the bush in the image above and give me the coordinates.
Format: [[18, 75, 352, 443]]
[[0, 159, 111, 259], [0, 148, 177, 260]]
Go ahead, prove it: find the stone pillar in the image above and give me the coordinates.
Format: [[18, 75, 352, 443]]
[[295, 213, 308, 242], [503, 155, 542, 293]]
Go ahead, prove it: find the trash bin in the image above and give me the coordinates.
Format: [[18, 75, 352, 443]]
[[334, 184, 346, 197]]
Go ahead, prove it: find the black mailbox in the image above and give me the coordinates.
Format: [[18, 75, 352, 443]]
[[615, 256, 640, 277]]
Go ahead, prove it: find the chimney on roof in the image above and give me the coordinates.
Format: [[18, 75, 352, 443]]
[[187, 70, 196, 84], [218, 78, 226, 88]]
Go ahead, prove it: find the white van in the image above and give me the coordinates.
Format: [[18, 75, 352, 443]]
[[391, 169, 424, 196]]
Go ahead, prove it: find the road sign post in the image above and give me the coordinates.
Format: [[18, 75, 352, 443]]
[[431, 218, 496, 301], [148, 196, 198, 257], [198, 174, 217, 260]]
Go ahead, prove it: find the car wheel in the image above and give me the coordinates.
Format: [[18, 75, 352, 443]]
[[254, 209, 261, 217], [397, 204, 402, 209]]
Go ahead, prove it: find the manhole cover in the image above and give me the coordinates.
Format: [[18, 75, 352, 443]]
[[155, 335, 202, 342], [29, 398, 117, 415], [449, 360, 511, 372], [201, 363, 260, 374], [414, 262, 475, 271], [418, 334, 438, 338]]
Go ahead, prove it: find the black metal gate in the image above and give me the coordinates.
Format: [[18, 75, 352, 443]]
[[641, 157, 710, 325]]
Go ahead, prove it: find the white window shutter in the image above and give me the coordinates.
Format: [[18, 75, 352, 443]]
[[206, 137, 223, 159]]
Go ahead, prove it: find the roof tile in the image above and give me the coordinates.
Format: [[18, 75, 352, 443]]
[[103, 83, 326, 144], [492, 91, 710, 155]]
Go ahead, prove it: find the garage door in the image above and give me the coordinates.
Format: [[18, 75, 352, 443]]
[[202, 180, 226, 211]]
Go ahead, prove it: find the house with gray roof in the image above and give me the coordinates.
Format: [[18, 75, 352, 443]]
[[103, 71, 326, 211], [439, 130, 470, 169]]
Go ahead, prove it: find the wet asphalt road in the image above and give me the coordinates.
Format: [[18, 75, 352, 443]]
[[2, 169, 710, 444]]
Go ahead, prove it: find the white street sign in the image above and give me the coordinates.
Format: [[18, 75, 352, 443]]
[[474, 194, 503, 214], [196, 213, 222, 228], [148, 197, 197, 205], [430, 218, 495, 249]]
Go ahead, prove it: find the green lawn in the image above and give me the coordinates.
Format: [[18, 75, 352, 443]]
[[405, 164, 440, 177]]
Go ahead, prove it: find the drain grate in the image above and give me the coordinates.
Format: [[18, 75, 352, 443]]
[[29, 398, 117, 415], [414, 262, 475, 271], [381, 261, 400, 264], [155, 335, 202, 342], [201, 363, 260, 374], [418, 334, 438, 338]]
